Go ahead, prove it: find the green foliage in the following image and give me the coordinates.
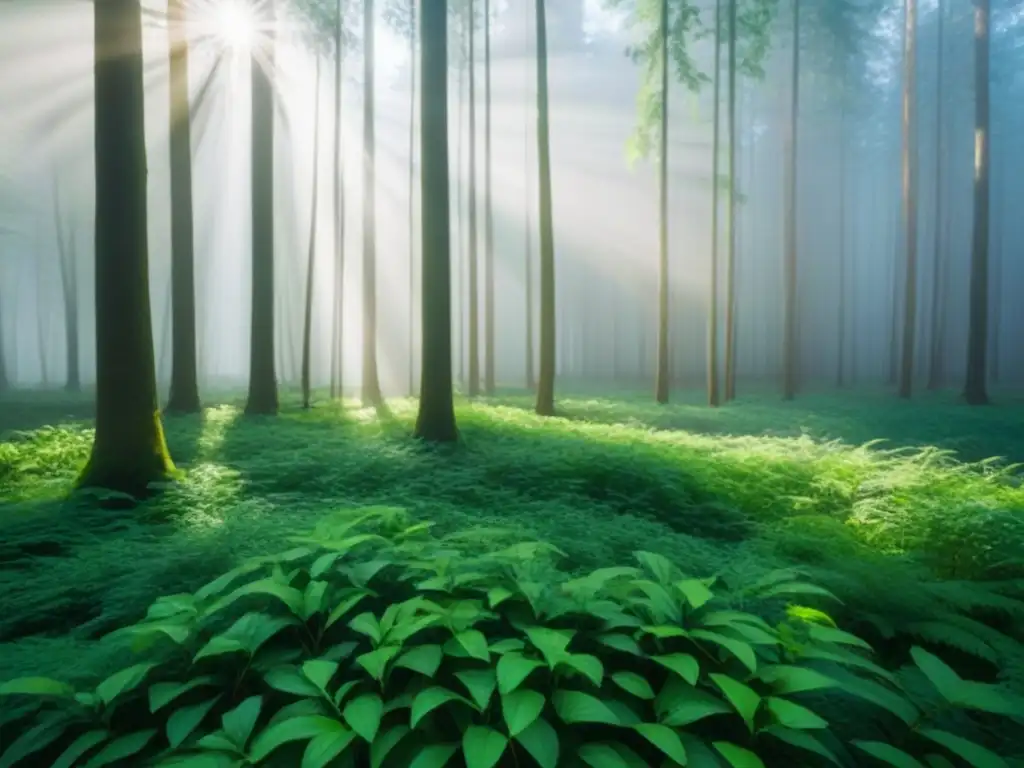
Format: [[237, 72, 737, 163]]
[[2, 507, 1021, 766]]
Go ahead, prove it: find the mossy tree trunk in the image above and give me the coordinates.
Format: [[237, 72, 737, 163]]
[[533, 0, 556, 417], [361, 0, 383, 407], [78, 0, 175, 497], [414, 0, 457, 442], [165, 0, 200, 414], [246, 1, 279, 415]]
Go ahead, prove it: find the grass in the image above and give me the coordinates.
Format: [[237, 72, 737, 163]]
[[1, 386, 1023, 695]]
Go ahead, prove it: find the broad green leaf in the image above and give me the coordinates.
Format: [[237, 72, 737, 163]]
[[652, 653, 700, 685], [524, 626, 575, 666], [309, 552, 341, 578], [711, 673, 761, 731], [676, 578, 715, 610], [851, 741, 926, 768], [919, 728, 1009, 768], [303, 580, 329, 619], [713, 741, 766, 768], [394, 644, 444, 677], [487, 587, 515, 608], [640, 625, 689, 639], [514, 717, 560, 768], [167, 697, 221, 748], [333, 680, 360, 708], [489, 638, 526, 655], [462, 726, 508, 768], [387, 614, 441, 645], [0, 720, 70, 768], [194, 613, 292, 662], [691, 630, 757, 674], [0, 677, 75, 698], [799, 647, 896, 683], [249, 715, 348, 763], [81, 730, 157, 768], [659, 683, 731, 727], [807, 624, 873, 650], [765, 697, 828, 730], [222, 695, 263, 749], [552, 690, 621, 725], [630, 579, 682, 623], [343, 694, 384, 742], [302, 728, 357, 768], [757, 666, 834, 695], [371, 725, 409, 768], [763, 726, 841, 765], [558, 653, 604, 687], [455, 630, 491, 661], [210, 578, 305, 617], [703, 611, 775, 633], [456, 668, 497, 710], [116, 621, 191, 651], [356, 646, 402, 682], [596, 633, 644, 656], [302, 660, 340, 691], [634, 723, 688, 765], [579, 743, 631, 768], [325, 591, 372, 629], [149, 677, 218, 713], [610, 671, 656, 700], [348, 612, 383, 644], [265, 666, 321, 697], [497, 652, 545, 694], [634, 551, 680, 585], [834, 673, 919, 726], [952, 680, 1024, 718], [95, 663, 158, 706], [757, 582, 840, 602], [193, 635, 246, 662], [501, 689, 545, 737], [196, 732, 241, 752], [409, 743, 459, 768], [50, 730, 108, 768], [411, 687, 474, 728]]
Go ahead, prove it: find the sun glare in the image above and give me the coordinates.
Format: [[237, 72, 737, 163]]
[[210, 0, 257, 52]]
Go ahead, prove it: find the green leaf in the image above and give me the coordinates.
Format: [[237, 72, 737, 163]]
[[349, 612, 383, 644], [50, 730, 109, 768], [919, 728, 1009, 768], [676, 578, 715, 610], [462, 726, 508, 768], [489, 638, 526, 655], [149, 677, 218, 712], [167, 697, 221, 748], [713, 741, 766, 768], [659, 683, 731, 727], [514, 717, 560, 768], [310, 552, 341, 578], [832, 672, 919, 726], [195, 613, 293, 662], [765, 697, 828, 730], [411, 687, 474, 728], [501, 689, 545, 737], [302, 660, 340, 691], [487, 587, 515, 608], [221, 695, 263, 749], [95, 663, 158, 706], [497, 652, 545, 694], [596, 633, 644, 656], [851, 741, 926, 768], [524, 626, 575, 666], [456, 668, 497, 710], [763, 726, 841, 765], [249, 715, 348, 763], [691, 630, 757, 673], [610, 671, 655, 700], [558, 653, 604, 687], [302, 728, 357, 768], [0, 720, 70, 768], [210, 578, 305, 617], [356, 646, 402, 682], [0, 676, 75, 698], [325, 590, 372, 629], [579, 743, 631, 768], [265, 666, 322, 697], [332, 680, 360, 708], [711, 673, 761, 731], [757, 665, 835, 695], [455, 630, 491, 661], [343, 693, 383, 742], [912, 647, 963, 702], [640, 624, 689, 639], [552, 690, 621, 725], [303, 580, 329, 619], [395, 644, 444, 677], [196, 732, 241, 752], [952, 680, 1024, 718], [652, 653, 700, 685], [633, 723, 688, 765], [807, 624, 873, 650], [81, 730, 157, 767], [409, 743, 458, 768], [371, 725, 409, 768], [757, 582, 840, 602]]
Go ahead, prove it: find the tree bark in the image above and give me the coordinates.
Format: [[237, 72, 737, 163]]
[[782, 0, 800, 401], [523, 3, 535, 392], [897, 0, 918, 399], [330, 0, 346, 400], [301, 57, 323, 409], [926, 0, 946, 391], [708, 0, 722, 407], [361, 0, 383, 406], [723, 0, 738, 402], [483, 0, 495, 394], [467, 0, 480, 397], [654, 0, 670, 405], [534, 0, 556, 416], [407, 0, 417, 396]]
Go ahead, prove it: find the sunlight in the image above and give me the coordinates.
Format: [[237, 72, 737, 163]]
[[208, 0, 258, 52]]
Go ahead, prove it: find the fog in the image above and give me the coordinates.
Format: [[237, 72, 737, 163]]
[[0, 0, 1021, 397]]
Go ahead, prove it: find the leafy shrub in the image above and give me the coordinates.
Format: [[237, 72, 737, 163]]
[[1, 506, 1021, 767]]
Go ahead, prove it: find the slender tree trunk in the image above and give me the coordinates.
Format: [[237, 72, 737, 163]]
[[414, 0, 457, 441], [0, 289, 7, 392], [926, 0, 946, 391], [301, 58, 323, 409], [361, 0, 383, 406], [36, 259, 49, 387], [836, 68, 847, 388], [534, 0, 556, 416], [467, 0, 479, 397], [897, 0, 918, 399], [708, 0, 722, 407], [782, 0, 800, 401], [963, 0, 989, 405], [654, 0, 670, 405], [330, 0, 346, 400], [245, 0, 278, 415], [483, 0, 495, 394], [165, 0, 199, 412], [456, 51, 466, 389], [78, 0, 175, 495], [524, 12, 535, 392], [407, 0, 417, 397], [723, 0, 738, 401], [53, 178, 81, 393]]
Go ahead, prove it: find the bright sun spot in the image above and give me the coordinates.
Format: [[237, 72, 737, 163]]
[[211, 0, 257, 52]]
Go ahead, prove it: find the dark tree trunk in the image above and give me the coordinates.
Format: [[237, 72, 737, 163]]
[[708, 0, 722, 407], [483, 0, 495, 394], [407, 0, 417, 396], [963, 0, 990, 405], [330, 0, 346, 400], [723, 0, 738, 402], [654, 0, 670, 405], [456, 50, 466, 389], [467, 0, 479, 397], [53, 178, 81, 393], [245, 1, 278, 415], [165, 0, 199, 413], [782, 0, 800, 401], [534, 0, 556, 417], [301, 58, 323, 409], [926, 0, 946, 391], [78, 0, 175, 496], [836, 66, 847, 388], [897, 0, 918, 399], [361, 0, 383, 406], [414, 0, 457, 442]]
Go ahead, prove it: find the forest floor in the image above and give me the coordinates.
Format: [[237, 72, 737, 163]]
[[1, 386, 1023, 690]]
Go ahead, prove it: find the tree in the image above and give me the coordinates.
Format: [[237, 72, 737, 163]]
[[362, 0, 384, 406], [722, 0, 741, 402], [533, 0, 556, 417], [483, 0, 495, 394], [926, 0, 947, 391], [331, 0, 348, 400], [523, 0, 535, 391], [654, 0, 671, 405], [466, 0, 480, 397], [414, 0, 458, 442], [782, 0, 800, 401], [165, 0, 200, 413], [408, 0, 417, 396], [708, 0, 722, 407], [78, 0, 175, 496], [52, 176, 81, 393], [963, 0, 990, 405], [301, 58, 323, 409], [897, 0, 918, 399]]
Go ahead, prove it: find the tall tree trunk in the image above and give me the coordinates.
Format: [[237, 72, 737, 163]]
[[782, 0, 800, 401], [483, 0, 495, 394], [330, 0, 346, 400], [78, 0, 175, 495], [246, 0, 278, 415], [963, 0, 989, 405], [836, 66, 847, 388], [301, 58, 323, 409], [708, 0, 722, 407], [456, 50, 466, 389], [926, 0, 946, 391], [414, 0, 457, 442], [467, 0, 479, 397], [654, 0, 670, 405], [0, 289, 7, 392], [897, 0, 918, 399], [53, 177, 81, 393], [361, 0, 383, 406], [534, 0, 556, 416], [407, 0, 417, 396], [36, 258, 49, 387], [723, 0, 738, 402], [524, 6, 535, 392], [165, 0, 199, 413]]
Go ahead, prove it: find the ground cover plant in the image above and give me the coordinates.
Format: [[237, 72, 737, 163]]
[[1, 389, 1023, 766]]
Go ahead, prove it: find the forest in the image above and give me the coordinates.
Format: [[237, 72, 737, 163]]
[[0, 0, 1022, 765]]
